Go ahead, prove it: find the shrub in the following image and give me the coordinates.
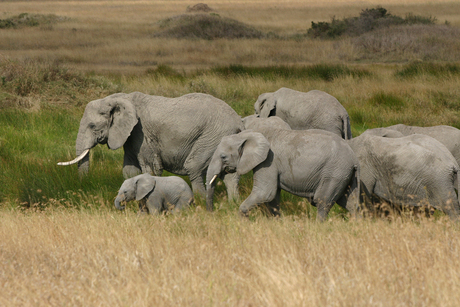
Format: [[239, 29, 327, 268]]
[[0, 13, 67, 29], [0, 59, 119, 108], [154, 14, 264, 40], [308, 6, 436, 39]]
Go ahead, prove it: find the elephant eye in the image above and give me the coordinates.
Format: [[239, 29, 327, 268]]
[[220, 153, 227, 160]]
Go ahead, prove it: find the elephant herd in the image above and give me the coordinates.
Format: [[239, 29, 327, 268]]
[[58, 87, 460, 221]]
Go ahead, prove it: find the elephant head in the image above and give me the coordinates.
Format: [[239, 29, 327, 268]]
[[206, 130, 270, 211], [114, 174, 156, 210], [58, 94, 138, 175], [254, 93, 276, 118]]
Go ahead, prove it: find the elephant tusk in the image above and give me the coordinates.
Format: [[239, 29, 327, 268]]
[[57, 149, 90, 166], [209, 174, 218, 185]]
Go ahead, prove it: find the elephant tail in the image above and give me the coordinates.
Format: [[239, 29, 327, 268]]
[[354, 163, 361, 214], [342, 114, 352, 140], [342, 115, 352, 140], [456, 167, 460, 205]]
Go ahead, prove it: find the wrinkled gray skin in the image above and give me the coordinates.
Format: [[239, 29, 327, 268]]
[[360, 127, 404, 138], [386, 124, 460, 167], [65, 92, 243, 198], [206, 129, 360, 221], [348, 133, 460, 220], [242, 115, 291, 131], [254, 87, 352, 139], [114, 173, 193, 214]]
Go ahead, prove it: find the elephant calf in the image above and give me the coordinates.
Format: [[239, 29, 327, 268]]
[[114, 173, 194, 214]]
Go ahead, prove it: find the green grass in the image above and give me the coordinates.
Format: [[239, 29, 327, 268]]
[[209, 64, 372, 82], [395, 62, 460, 78], [1, 59, 459, 218], [368, 91, 406, 109], [0, 109, 125, 208]]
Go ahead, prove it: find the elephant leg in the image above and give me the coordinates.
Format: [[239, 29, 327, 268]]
[[336, 181, 361, 219], [123, 152, 142, 179], [222, 172, 240, 202], [138, 199, 149, 215], [267, 188, 281, 216], [239, 174, 278, 216], [189, 172, 206, 199], [146, 197, 163, 215], [314, 179, 344, 222], [184, 144, 212, 198], [439, 196, 460, 221]]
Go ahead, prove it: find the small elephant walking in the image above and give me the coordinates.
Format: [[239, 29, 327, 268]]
[[254, 87, 352, 139], [206, 129, 360, 221], [114, 174, 194, 214]]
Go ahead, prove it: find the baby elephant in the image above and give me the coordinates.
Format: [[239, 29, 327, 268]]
[[114, 173, 194, 214]]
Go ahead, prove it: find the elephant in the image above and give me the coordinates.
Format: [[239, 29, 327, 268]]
[[206, 129, 360, 221], [360, 127, 404, 138], [114, 173, 193, 214], [57, 91, 244, 198], [347, 133, 460, 220], [254, 87, 352, 139], [242, 114, 291, 131], [386, 124, 460, 167]]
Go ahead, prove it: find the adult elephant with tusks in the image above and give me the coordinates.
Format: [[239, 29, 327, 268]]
[[254, 87, 352, 139], [58, 92, 244, 198]]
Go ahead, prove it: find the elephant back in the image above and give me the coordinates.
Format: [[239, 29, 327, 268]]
[[271, 88, 350, 138]]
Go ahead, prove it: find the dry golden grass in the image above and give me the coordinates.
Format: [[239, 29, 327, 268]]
[[1, 1, 460, 73], [1, 207, 459, 306], [2, 1, 460, 306]]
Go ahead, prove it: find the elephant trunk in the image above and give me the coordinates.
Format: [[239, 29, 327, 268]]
[[206, 158, 223, 212], [114, 195, 126, 210], [75, 128, 96, 176]]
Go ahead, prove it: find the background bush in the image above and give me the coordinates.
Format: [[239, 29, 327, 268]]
[[308, 6, 436, 39]]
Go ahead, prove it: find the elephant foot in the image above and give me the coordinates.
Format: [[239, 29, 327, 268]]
[[239, 209, 250, 218]]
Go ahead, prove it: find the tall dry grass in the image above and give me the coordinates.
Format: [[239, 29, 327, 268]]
[[2, 2, 460, 305], [1, 1, 459, 73], [0, 208, 459, 306]]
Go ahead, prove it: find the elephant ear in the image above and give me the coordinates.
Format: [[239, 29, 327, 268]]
[[257, 94, 276, 118], [135, 174, 156, 201], [237, 131, 270, 175], [107, 98, 138, 150]]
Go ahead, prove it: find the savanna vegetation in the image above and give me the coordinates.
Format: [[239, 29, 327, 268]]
[[1, 0, 460, 305]]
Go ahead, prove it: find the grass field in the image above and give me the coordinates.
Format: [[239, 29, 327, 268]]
[[1, 0, 460, 305]]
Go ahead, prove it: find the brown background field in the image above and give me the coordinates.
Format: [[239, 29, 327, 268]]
[[1, 0, 460, 73], [1, 1, 460, 306]]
